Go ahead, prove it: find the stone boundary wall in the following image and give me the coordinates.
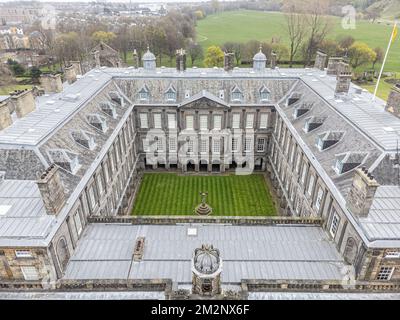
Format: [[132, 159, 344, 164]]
[[88, 215, 323, 226]]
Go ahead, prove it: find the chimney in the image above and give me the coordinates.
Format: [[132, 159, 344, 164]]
[[175, 48, 187, 72], [37, 164, 66, 216], [314, 50, 327, 71], [0, 98, 12, 130], [64, 65, 77, 84], [270, 52, 277, 69], [335, 64, 352, 95], [10, 89, 35, 118], [69, 61, 82, 76], [327, 57, 343, 75], [92, 50, 100, 68], [385, 84, 400, 118], [346, 167, 379, 218], [224, 52, 234, 71], [133, 49, 139, 68], [40, 73, 63, 93]]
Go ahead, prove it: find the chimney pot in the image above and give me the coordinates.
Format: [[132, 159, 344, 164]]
[[10, 89, 36, 118]]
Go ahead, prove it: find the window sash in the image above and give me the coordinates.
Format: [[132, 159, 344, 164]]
[[21, 266, 39, 281], [200, 140, 208, 153], [246, 114, 254, 128], [213, 115, 222, 130], [153, 113, 162, 129], [199, 115, 208, 130], [244, 138, 252, 152], [169, 138, 177, 152], [257, 138, 265, 152], [213, 139, 221, 153], [74, 210, 83, 235], [186, 115, 194, 130], [259, 113, 268, 129], [15, 250, 32, 258], [167, 114, 176, 129], [139, 113, 148, 129], [232, 113, 240, 129]]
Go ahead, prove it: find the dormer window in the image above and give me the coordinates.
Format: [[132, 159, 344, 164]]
[[47, 149, 81, 174], [231, 86, 243, 102], [138, 85, 150, 101], [304, 116, 326, 133], [109, 91, 124, 107], [99, 101, 117, 118], [286, 92, 301, 106], [71, 130, 96, 150], [87, 114, 108, 133], [184, 90, 190, 99], [259, 85, 270, 102], [219, 90, 224, 100], [165, 85, 177, 102], [316, 131, 344, 151], [334, 152, 367, 175], [293, 102, 313, 119]]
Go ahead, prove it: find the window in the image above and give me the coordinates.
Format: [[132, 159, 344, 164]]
[[232, 113, 240, 129], [96, 174, 104, 195], [21, 266, 39, 281], [200, 139, 208, 153], [385, 252, 400, 259], [187, 140, 194, 153], [315, 187, 324, 211], [213, 115, 222, 130], [244, 138, 252, 152], [165, 89, 176, 101], [257, 138, 265, 152], [74, 210, 83, 236], [153, 113, 162, 129], [260, 91, 270, 101], [186, 115, 194, 130], [167, 114, 176, 129], [142, 139, 149, 152], [200, 115, 208, 130], [329, 211, 340, 238], [231, 90, 243, 101], [15, 250, 32, 258], [291, 185, 296, 202], [139, 113, 148, 129], [307, 175, 315, 196], [296, 153, 302, 173], [103, 162, 110, 183], [156, 138, 163, 151], [213, 139, 221, 153], [139, 91, 148, 101], [295, 196, 302, 215], [376, 267, 394, 281], [301, 164, 308, 185], [259, 114, 268, 129], [246, 114, 254, 128], [185, 90, 190, 99], [88, 185, 96, 210], [290, 145, 296, 164], [219, 90, 224, 99], [232, 138, 238, 152], [169, 137, 177, 152], [285, 137, 291, 155]]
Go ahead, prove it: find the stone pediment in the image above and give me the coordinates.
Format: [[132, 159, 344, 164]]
[[179, 90, 229, 109]]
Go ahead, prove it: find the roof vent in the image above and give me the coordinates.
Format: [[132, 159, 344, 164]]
[[61, 93, 80, 102], [316, 131, 344, 151]]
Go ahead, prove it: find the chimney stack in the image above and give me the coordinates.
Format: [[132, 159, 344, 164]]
[[40, 73, 63, 93], [92, 50, 100, 68], [327, 57, 343, 75], [0, 98, 12, 130], [64, 65, 77, 84], [175, 48, 187, 72], [314, 50, 327, 71], [385, 84, 400, 118], [10, 89, 35, 118], [37, 164, 66, 216], [224, 52, 234, 72], [270, 52, 277, 69], [133, 49, 139, 69], [346, 167, 380, 218], [335, 63, 352, 95], [69, 61, 82, 76]]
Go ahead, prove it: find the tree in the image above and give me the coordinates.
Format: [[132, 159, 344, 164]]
[[271, 43, 289, 62], [0, 64, 14, 86], [7, 59, 25, 76], [319, 39, 341, 57], [194, 10, 205, 20], [30, 67, 42, 84], [91, 31, 116, 44], [222, 42, 243, 65], [283, 0, 307, 67], [372, 47, 384, 70], [187, 42, 204, 66], [204, 45, 224, 67], [348, 42, 376, 69], [337, 35, 355, 51]]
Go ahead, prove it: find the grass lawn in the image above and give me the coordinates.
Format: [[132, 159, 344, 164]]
[[132, 173, 276, 216], [0, 84, 32, 95]]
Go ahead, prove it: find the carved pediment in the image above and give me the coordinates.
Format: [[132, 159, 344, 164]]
[[179, 90, 229, 109]]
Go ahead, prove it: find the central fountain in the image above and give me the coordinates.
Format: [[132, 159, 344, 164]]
[[195, 191, 213, 215]]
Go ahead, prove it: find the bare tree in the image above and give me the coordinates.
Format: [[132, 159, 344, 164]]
[[282, 0, 307, 67]]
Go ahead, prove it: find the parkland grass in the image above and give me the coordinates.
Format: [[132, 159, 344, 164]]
[[132, 173, 277, 216]]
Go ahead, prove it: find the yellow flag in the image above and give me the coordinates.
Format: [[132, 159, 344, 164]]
[[392, 24, 398, 43]]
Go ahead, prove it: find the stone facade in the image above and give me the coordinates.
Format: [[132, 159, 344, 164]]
[[314, 51, 327, 71], [386, 85, 400, 118], [10, 89, 35, 118], [0, 98, 12, 130], [40, 73, 63, 93]]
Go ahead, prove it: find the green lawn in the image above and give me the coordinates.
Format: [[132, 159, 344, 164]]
[[132, 173, 276, 216], [196, 10, 400, 73]]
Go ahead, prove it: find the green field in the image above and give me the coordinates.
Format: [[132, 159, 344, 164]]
[[132, 173, 277, 216], [196, 10, 400, 72]]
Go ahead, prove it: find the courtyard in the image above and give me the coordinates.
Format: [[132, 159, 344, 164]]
[[131, 173, 277, 216]]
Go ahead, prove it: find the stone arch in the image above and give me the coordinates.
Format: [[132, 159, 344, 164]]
[[56, 237, 70, 272], [343, 237, 358, 265]]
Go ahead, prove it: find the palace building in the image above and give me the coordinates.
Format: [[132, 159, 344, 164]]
[[0, 47, 400, 298]]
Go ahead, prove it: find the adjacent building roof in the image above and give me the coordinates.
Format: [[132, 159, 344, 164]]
[[63, 224, 350, 283]]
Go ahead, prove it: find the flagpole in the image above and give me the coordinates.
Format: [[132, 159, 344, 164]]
[[373, 22, 397, 101]]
